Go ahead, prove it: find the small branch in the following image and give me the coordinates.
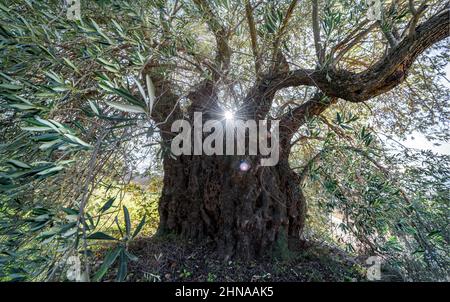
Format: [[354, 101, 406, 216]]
[[77, 129, 109, 281], [312, 0, 325, 65], [298, 149, 327, 185], [377, 20, 399, 48], [290, 134, 325, 147], [193, 0, 231, 80], [272, 0, 300, 68], [318, 115, 353, 142], [245, 0, 261, 75], [407, 0, 429, 37], [332, 19, 370, 53], [408, 0, 418, 15], [333, 22, 377, 65]]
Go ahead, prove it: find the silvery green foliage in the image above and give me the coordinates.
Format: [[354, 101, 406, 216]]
[[0, 0, 448, 281], [0, 0, 152, 281]]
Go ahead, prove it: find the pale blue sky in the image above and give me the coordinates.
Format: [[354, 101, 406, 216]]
[[399, 63, 450, 155]]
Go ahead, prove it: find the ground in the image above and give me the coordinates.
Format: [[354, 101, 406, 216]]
[[97, 235, 369, 282]]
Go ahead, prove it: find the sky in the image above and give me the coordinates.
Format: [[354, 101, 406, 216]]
[[398, 63, 450, 156], [401, 133, 450, 155]]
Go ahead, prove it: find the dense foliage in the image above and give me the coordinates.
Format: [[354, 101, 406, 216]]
[[0, 0, 448, 281]]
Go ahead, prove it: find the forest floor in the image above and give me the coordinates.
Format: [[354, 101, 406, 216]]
[[99, 235, 370, 282]]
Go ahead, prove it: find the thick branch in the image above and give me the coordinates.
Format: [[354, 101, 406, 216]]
[[279, 93, 336, 153], [193, 0, 231, 80], [238, 68, 319, 120], [141, 60, 181, 135], [331, 19, 370, 53], [231, 4, 447, 143], [236, 76, 282, 120], [186, 79, 221, 119], [275, 7, 450, 102]]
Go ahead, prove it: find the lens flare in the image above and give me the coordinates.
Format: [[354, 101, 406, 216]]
[[224, 110, 234, 120], [239, 161, 251, 172]]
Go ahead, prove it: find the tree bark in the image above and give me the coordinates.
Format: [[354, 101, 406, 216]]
[[155, 78, 307, 260], [158, 153, 306, 260]]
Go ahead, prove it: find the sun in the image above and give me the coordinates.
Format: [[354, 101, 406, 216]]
[[224, 110, 234, 120]]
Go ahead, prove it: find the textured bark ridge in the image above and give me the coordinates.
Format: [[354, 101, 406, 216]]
[[158, 154, 306, 260]]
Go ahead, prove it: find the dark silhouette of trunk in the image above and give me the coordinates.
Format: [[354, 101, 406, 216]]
[[157, 153, 306, 260]]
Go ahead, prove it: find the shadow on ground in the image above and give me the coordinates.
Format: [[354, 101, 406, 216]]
[[98, 235, 369, 282]]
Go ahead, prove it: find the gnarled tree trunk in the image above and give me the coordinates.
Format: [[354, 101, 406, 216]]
[[156, 91, 307, 259], [158, 154, 306, 260]]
